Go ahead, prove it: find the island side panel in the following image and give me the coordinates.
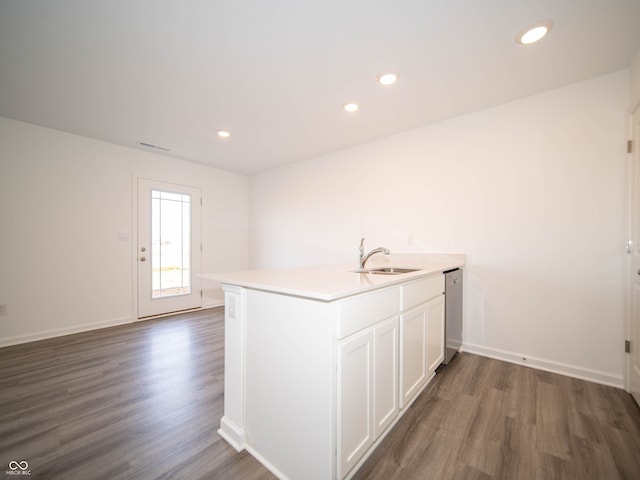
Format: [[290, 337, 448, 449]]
[[218, 285, 248, 450], [244, 289, 336, 480]]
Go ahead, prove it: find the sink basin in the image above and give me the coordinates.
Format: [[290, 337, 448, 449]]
[[369, 267, 421, 274], [352, 267, 421, 275]]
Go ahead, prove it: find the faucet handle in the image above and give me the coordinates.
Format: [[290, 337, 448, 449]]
[[359, 237, 365, 255]]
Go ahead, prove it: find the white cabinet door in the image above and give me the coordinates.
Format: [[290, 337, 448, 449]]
[[337, 329, 374, 479], [399, 304, 428, 409], [426, 295, 445, 376], [373, 316, 398, 439]]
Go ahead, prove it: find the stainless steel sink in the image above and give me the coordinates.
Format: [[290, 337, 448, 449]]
[[352, 267, 421, 275]]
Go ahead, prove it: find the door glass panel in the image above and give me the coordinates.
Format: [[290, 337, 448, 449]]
[[151, 189, 191, 298]]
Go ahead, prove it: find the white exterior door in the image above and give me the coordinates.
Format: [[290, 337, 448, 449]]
[[628, 106, 640, 405], [137, 178, 202, 318]]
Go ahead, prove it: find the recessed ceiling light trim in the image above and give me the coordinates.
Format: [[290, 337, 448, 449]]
[[377, 72, 398, 86], [343, 103, 359, 113], [517, 19, 553, 45]]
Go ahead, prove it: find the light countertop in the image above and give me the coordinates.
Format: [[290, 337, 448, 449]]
[[200, 253, 465, 301]]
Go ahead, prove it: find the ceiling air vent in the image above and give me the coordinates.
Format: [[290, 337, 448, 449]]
[[139, 142, 170, 152]]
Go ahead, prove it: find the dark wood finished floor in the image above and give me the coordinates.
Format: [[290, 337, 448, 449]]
[[354, 352, 640, 480], [0, 308, 275, 480], [2, 309, 640, 479]]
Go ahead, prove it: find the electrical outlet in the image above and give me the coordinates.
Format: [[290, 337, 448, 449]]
[[0, 304, 7, 315], [228, 296, 236, 319]]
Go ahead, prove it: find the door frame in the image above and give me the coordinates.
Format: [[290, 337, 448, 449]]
[[625, 102, 640, 401], [132, 175, 203, 319]]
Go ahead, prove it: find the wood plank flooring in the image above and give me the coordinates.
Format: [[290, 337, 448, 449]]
[[354, 352, 640, 480], [1, 308, 640, 479], [0, 308, 275, 480]]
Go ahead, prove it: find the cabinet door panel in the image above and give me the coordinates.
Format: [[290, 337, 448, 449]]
[[399, 305, 427, 408], [336, 286, 399, 339], [400, 275, 444, 310], [337, 330, 373, 479], [373, 316, 398, 438], [426, 295, 445, 375]]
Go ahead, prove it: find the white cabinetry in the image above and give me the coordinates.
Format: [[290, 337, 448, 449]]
[[219, 272, 448, 480], [373, 317, 398, 438], [338, 328, 373, 478], [399, 303, 428, 408], [336, 288, 399, 479], [399, 276, 444, 409], [337, 315, 398, 478], [426, 295, 445, 375], [338, 316, 399, 478]]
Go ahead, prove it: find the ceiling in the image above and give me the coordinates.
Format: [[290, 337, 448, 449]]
[[1, 0, 639, 175]]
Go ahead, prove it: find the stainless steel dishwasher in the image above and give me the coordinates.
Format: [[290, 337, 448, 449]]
[[443, 268, 463, 364]]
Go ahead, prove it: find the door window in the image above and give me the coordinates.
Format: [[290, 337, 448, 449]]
[[151, 190, 192, 298]]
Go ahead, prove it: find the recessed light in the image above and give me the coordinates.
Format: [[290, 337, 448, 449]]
[[377, 73, 398, 86], [343, 103, 359, 113], [217, 130, 231, 138], [517, 20, 553, 45]]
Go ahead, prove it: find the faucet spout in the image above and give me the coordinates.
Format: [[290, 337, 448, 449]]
[[359, 237, 390, 269]]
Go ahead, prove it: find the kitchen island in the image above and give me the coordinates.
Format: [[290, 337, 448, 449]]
[[201, 253, 464, 480]]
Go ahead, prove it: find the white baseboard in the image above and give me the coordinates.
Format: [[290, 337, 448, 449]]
[[217, 417, 247, 452], [245, 445, 290, 480], [0, 316, 134, 348], [462, 342, 623, 388], [1, 306, 225, 349], [203, 299, 224, 309]]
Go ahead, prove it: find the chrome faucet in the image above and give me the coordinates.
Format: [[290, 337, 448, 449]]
[[359, 237, 390, 269]]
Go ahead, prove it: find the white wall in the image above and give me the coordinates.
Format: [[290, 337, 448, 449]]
[[0, 117, 250, 346], [251, 71, 629, 386]]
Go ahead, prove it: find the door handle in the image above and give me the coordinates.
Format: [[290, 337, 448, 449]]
[[140, 256, 146, 262]]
